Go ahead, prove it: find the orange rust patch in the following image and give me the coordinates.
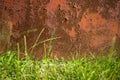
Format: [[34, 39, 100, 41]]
[[79, 11, 119, 49], [79, 12, 107, 32], [107, 19, 119, 34], [64, 27, 77, 38], [7, 21, 13, 30], [68, 27, 76, 38], [46, 0, 69, 13], [45, 0, 70, 28]]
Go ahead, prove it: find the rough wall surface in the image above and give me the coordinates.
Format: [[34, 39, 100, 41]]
[[0, 0, 120, 58]]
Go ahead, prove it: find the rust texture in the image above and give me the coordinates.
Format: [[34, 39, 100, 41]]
[[0, 0, 120, 58]]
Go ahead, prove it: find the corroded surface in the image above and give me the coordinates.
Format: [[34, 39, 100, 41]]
[[0, 0, 120, 58]]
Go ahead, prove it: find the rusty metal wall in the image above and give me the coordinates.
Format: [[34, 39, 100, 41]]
[[0, 0, 120, 58]]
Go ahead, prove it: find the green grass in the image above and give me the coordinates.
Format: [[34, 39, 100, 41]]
[[0, 51, 120, 80], [0, 28, 120, 80]]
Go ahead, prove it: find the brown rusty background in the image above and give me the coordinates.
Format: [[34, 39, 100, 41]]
[[0, 0, 120, 58]]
